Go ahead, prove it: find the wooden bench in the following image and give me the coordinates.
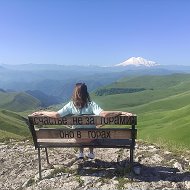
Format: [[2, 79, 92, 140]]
[[28, 114, 137, 179]]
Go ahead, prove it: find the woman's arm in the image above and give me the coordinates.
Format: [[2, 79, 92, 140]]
[[31, 111, 60, 118], [99, 111, 133, 117]]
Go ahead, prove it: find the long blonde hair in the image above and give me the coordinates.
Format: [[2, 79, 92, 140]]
[[72, 83, 91, 108]]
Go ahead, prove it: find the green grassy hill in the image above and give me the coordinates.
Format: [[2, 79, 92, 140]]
[[0, 109, 30, 141], [1, 73, 190, 149], [93, 73, 190, 108], [93, 73, 190, 149], [0, 91, 41, 141], [130, 91, 190, 148], [0, 91, 41, 112]]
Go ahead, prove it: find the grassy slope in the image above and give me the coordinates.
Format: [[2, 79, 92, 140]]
[[0, 109, 30, 141], [0, 91, 41, 112], [93, 74, 190, 108], [0, 92, 16, 106], [1, 73, 190, 148], [130, 91, 190, 147], [0, 91, 59, 141], [93, 74, 190, 148], [0, 91, 35, 140]]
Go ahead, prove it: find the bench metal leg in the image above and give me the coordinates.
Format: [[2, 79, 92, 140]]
[[130, 147, 134, 164], [38, 148, 42, 180], [130, 124, 136, 170], [45, 148, 50, 165]]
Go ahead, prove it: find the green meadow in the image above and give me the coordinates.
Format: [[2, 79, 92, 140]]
[[93, 74, 190, 149], [1, 73, 190, 150], [0, 91, 40, 112], [0, 109, 30, 141]]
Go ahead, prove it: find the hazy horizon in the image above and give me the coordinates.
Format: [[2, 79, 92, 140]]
[[0, 0, 190, 66]]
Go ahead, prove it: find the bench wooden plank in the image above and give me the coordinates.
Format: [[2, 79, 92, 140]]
[[37, 139, 133, 148], [36, 128, 136, 140], [28, 115, 137, 125]]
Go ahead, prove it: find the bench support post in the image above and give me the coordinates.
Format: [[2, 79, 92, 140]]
[[45, 148, 50, 165], [130, 148, 134, 164], [38, 148, 42, 180], [130, 124, 136, 164]]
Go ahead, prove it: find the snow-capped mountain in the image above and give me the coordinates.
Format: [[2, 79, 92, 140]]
[[115, 57, 159, 67]]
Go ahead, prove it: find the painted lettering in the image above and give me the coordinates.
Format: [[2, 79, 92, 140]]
[[43, 117, 49, 125], [58, 118, 63, 125], [120, 116, 126, 125], [60, 130, 74, 138], [103, 117, 109, 124], [72, 117, 77, 125], [33, 117, 39, 125], [114, 117, 119, 124], [73, 117, 83, 125], [86, 117, 89, 125], [87, 130, 111, 139], [31, 115, 135, 125], [96, 131, 101, 138], [77, 131, 81, 138], [101, 131, 106, 138], [89, 117, 95, 125], [49, 118, 55, 125], [91, 131, 96, 138], [39, 117, 43, 124], [106, 131, 111, 138], [108, 117, 114, 123], [60, 130, 64, 138], [62, 117, 68, 125], [78, 117, 82, 125]]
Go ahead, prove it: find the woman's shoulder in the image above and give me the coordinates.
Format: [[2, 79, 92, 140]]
[[88, 101, 99, 107], [88, 101, 95, 105], [64, 101, 74, 107]]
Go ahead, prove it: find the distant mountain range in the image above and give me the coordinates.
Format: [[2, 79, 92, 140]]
[[0, 57, 190, 108]]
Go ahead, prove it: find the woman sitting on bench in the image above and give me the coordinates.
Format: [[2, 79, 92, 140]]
[[32, 83, 132, 159]]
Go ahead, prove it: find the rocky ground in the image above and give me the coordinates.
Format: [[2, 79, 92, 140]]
[[0, 140, 190, 190]]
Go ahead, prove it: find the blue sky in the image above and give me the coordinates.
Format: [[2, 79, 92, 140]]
[[0, 0, 190, 66]]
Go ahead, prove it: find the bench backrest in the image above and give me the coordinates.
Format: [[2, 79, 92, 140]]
[[28, 115, 137, 149]]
